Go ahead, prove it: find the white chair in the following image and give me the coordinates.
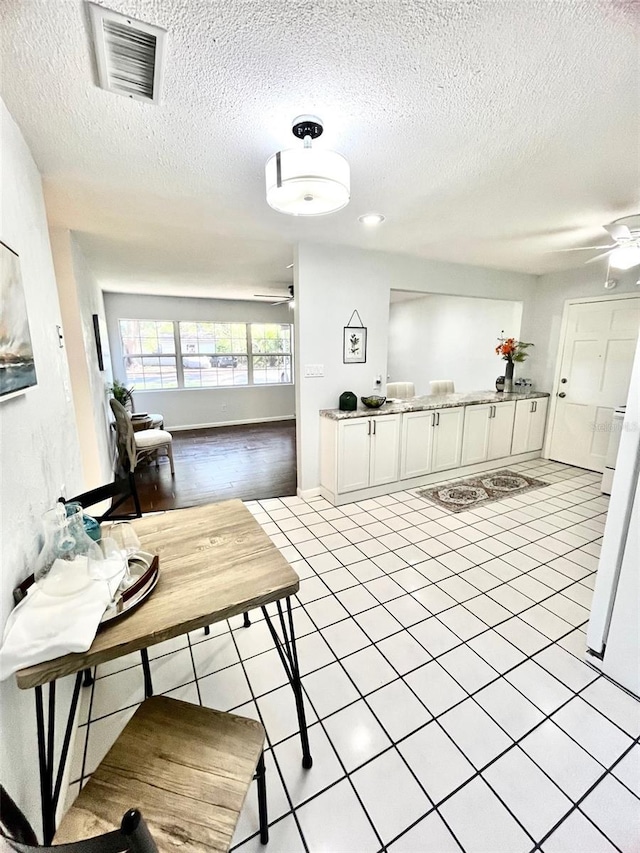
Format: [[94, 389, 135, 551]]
[[430, 379, 455, 395], [386, 381, 416, 399], [110, 398, 175, 475]]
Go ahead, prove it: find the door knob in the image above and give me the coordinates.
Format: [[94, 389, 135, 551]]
[[558, 392, 566, 398]]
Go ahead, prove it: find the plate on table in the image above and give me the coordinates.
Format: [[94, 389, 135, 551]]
[[99, 551, 159, 628]]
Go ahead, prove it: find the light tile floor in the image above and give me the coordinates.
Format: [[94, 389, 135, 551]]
[[68, 459, 640, 852]]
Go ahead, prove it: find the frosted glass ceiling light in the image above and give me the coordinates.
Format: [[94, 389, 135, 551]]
[[265, 116, 350, 216], [609, 245, 640, 270]]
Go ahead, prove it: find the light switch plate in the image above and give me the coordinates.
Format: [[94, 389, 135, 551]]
[[304, 364, 324, 378]]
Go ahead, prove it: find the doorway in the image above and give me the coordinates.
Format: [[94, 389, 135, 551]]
[[547, 295, 640, 472]]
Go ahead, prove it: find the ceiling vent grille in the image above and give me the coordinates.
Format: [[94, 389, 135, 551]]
[[88, 3, 167, 104]]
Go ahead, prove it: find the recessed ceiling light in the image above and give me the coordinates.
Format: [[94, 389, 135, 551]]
[[358, 213, 385, 226]]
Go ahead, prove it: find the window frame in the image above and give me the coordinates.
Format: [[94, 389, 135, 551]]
[[118, 319, 294, 391]]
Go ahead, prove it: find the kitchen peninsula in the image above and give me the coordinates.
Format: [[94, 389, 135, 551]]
[[319, 390, 550, 505]]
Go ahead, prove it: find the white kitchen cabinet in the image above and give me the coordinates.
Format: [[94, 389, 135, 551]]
[[512, 397, 549, 455], [431, 407, 465, 472], [337, 415, 400, 493], [400, 407, 464, 479], [461, 401, 516, 465], [400, 411, 434, 479], [487, 401, 516, 460], [461, 405, 491, 465]]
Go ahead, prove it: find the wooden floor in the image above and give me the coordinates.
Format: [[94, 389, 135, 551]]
[[127, 420, 297, 513]]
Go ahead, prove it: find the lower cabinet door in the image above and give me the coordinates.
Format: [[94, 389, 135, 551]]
[[431, 407, 464, 472], [337, 419, 371, 493], [511, 399, 531, 455], [370, 415, 401, 486], [528, 397, 548, 451], [461, 405, 491, 465], [488, 401, 516, 460], [400, 411, 434, 479]]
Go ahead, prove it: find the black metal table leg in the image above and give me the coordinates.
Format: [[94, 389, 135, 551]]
[[34, 672, 83, 844], [243, 611, 251, 628], [261, 597, 313, 769], [255, 751, 269, 844], [140, 648, 154, 698]]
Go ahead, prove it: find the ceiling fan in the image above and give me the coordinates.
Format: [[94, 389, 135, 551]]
[[557, 214, 640, 269], [253, 285, 294, 305]]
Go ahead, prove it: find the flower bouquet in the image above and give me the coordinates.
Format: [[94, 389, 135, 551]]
[[495, 334, 533, 392]]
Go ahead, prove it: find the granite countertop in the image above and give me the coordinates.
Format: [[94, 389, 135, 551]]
[[320, 390, 550, 420]]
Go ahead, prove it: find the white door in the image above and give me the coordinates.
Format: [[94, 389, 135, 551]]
[[461, 405, 491, 465], [549, 298, 640, 472], [370, 415, 400, 486], [487, 401, 516, 460], [400, 411, 434, 479], [337, 419, 371, 493], [432, 407, 464, 472]]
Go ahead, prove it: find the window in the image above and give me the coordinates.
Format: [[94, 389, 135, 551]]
[[119, 320, 178, 389], [118, 320, 293, 390]]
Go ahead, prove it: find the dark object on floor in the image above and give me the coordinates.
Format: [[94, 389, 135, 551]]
[[416, 469, 548, 512]]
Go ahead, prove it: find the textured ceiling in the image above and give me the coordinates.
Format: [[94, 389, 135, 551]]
[[1, 0, 638, 298]]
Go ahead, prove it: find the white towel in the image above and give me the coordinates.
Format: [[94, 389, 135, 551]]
[[0, 557, 125, 681]]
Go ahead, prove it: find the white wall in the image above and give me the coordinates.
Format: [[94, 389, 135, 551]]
[[295, 242, 536, 492], [0, 99, 84, 835], [388, 294, 523, 394], [104, 292, 295, 429], [51, 229, 114, 488], [520, 262, 640, 391]]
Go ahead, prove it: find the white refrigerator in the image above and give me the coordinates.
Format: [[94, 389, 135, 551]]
[[586, 335, 640, 697]]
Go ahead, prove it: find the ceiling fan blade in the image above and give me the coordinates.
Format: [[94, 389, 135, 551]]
[[605, 223, 632, 241], [585, 250, 614, 265], [554, 245, 616, 252]]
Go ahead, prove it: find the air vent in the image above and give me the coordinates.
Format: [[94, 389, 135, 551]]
[[88, 3, 167, 104]]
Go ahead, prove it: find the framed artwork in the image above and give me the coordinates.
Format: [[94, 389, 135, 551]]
[[343, 325, 367, 364], [92, 313, 105, 371], [0, 240, 37, 400]]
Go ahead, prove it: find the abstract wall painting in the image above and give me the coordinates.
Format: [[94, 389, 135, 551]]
[[0, 241, 37, 400]]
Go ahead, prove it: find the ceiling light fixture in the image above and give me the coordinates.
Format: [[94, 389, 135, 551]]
[[265, 116, 350, 216], [358, 213, 385, 226], [609, 245, 640, 270]]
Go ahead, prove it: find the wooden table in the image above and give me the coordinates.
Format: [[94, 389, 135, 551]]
[[16, 500, 313, 843]]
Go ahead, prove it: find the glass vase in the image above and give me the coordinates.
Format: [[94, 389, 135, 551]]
[[34, 504, 103, 597]]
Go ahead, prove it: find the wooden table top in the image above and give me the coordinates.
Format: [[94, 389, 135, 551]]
[[16, 500, 299, 690]]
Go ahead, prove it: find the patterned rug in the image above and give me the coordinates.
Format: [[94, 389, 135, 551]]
[[416, 469, 548, 513]]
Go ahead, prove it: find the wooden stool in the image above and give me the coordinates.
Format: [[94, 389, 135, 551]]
[[55, 697, 268, 852]]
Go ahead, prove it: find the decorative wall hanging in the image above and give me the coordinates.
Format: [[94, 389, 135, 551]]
[[0, 240, 37, 400], [343, 310, 367, 364]]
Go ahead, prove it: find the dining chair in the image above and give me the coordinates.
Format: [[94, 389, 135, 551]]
[[1, 786, 157, 852], [1, 696, 269, 852], [110, 399, 174, 476], [62, 477, 142, 523], [386, 381, 416, 399]]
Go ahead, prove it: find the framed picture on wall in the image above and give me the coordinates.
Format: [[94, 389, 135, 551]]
[[0, 240, 38, 401], [343, 326, 367, 364]]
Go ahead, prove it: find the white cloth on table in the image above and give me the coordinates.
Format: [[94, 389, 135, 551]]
[[0, 557, 125, 680]]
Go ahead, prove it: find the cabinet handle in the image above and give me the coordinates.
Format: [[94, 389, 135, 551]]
[[533, 400, 537, 413], [431, 412, 436, 427], [436, 412, 440, 426], [530, 401, 534, 413], [489, 405, 495, 419], [368, 420, 371, 435], [372, 420, 376, 435]]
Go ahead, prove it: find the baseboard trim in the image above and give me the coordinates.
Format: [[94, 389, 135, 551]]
[[169, 415, 295, 431], [298, 487, 321, 500]]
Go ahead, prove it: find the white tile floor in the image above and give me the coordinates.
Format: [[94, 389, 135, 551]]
[[68, 459, 640, 852]]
